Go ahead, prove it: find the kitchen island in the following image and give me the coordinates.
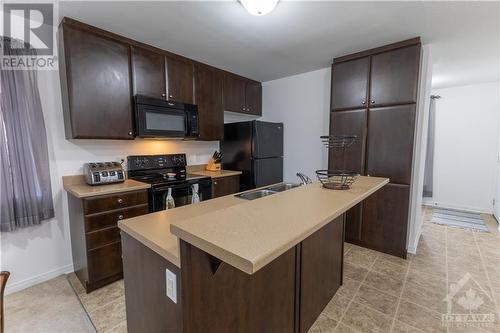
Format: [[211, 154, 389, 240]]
[[118, 176, 388, 333]]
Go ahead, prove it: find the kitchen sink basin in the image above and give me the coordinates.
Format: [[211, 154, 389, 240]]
[[235, 183, 302, 200], [236, 189, 278, 200], [266, 183, 301, 192]]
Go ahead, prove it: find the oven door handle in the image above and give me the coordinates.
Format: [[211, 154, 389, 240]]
[[152, 183, 192, 193]]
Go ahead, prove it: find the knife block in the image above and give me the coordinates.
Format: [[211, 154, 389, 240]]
[[206, 158, 221, 171]]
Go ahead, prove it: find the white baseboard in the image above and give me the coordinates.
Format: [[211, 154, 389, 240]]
[[5, 264, 74, 295], [422, 201, 492, 214]]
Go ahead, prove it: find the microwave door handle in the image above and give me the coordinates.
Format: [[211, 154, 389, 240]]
[[184, 111, 190, 136]]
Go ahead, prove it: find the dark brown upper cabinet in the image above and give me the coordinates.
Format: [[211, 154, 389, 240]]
[[330, 57, 370, 111], [194, 65, 224, 141], [59, 17, 261, 141], [245, 81, 262, 116], [329, 109, 367, 174], [131, 46, 166, 99], [369, 44, 421, 107], [166, 56, 194, 104], [59, 23, 134, 140], [223, 74, 262, 116], [365, 105, 416, 184]]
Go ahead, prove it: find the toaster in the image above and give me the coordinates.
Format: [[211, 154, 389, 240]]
[[83, 162, 125, 185]]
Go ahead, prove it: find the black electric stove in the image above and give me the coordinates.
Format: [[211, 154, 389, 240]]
[[127, 154, 212, 212]]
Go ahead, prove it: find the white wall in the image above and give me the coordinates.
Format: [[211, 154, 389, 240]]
[[495, 89, 500, 222], [262, 68, 331, 182], [424, 81, 500, 213], [1, 69, 218, 294], [407, 45, 432, 254]]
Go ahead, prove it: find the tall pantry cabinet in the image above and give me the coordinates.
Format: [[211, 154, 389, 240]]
[[329, 38, 421, 258]]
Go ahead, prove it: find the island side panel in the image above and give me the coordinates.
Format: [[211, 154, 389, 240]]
[[180, 241, 296, 333], [121, 232, 182, 333], [299, 215, 345, 333]]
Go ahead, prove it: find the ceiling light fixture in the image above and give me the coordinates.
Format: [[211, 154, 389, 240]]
[[240, 0, 279, 16]]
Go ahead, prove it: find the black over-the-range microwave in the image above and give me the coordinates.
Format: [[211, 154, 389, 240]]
[[134, 95, 199, 139]]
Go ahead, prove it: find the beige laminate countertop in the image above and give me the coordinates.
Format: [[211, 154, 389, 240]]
[[119, 176, 388, 273], [170, 176, 388, 274], [63, 176, 150, 198], [188, 169, 242, 179], [118, 194, 246, 267]]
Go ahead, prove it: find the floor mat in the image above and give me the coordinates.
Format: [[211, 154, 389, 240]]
[[431, 208, 489, 232]]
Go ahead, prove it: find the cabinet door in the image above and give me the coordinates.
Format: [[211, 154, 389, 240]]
[[329, 109, 367, 174], [245, 81, 262, 116], [366, 105, 416, 184], [300, 215, 344, 333], [345, 203, 363, 242], [166, 56, 194, 103], [212, 175, 240, 198], [330, 57, 370, 111], [223, 74, 246, 113], [61, 24, 133, 139], [361, 183, 410, 257], [131, 46, 166, 99], [369, 44, 420, 106], [194, 65, 224, 140]]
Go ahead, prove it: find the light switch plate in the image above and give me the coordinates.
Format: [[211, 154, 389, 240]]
[[166, 269, 177, 304]]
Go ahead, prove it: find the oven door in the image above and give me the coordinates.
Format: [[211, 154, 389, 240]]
[[136, 103, 187, 138], [150, 179, 212, 212]]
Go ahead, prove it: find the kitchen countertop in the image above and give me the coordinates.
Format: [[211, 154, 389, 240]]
[[188, 169, 242, 179], [118, 176, 388, 273], [63, 175, 150, 198], [118, 194, 246, 267]]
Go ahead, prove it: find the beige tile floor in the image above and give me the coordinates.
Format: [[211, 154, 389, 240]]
[[310, 207, 500, 333], [4, 275, 95, 333], [5, 207, 500, 333]]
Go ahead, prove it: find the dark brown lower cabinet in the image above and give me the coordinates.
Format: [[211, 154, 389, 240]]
[[122, 232, 182, 333], [360, 183, 410, 258], [180, 241, 296, 333], [122, 215, 346, 333], [212, 175, 240, 198], [344, 203, 363, 243], [299, 215, 344, 333], [68, 190, 148, 292]]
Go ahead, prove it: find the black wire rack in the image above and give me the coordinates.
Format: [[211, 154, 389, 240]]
[[316, 135, 359, 190]]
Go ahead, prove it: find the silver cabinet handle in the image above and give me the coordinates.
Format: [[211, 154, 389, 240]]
[[247, 107, 251, 111], [169, 94, 173, 99], [370, 100, 375, 104], [213, 181, 218, 185], [242, 107, 246, 111], [117, 198, 123, 204], [128, 131, 133, 136], [118, 214, 124, 220], [161, 93, 166, 97], [168, 102, 175, 106], [362, 100, 366, 105]]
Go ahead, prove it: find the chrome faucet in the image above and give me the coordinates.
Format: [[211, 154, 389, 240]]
[[296, 173, 312, 185]]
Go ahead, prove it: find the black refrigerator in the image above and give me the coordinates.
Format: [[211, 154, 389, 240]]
[[221, 121, 283, 191]]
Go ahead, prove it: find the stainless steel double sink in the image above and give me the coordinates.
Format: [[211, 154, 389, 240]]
[[235, 183, 301, 200]]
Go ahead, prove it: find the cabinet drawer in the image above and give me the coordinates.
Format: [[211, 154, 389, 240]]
[[84, 204, 148, 232], [87, 227, 121, 250], [87, 241, 122, 283], [83, 190, 148, 215]]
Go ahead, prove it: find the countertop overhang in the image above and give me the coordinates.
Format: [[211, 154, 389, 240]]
[[170, 176, 389, 274]]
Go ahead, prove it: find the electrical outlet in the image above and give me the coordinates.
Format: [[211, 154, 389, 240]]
[[166, 269, 177, 303]]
